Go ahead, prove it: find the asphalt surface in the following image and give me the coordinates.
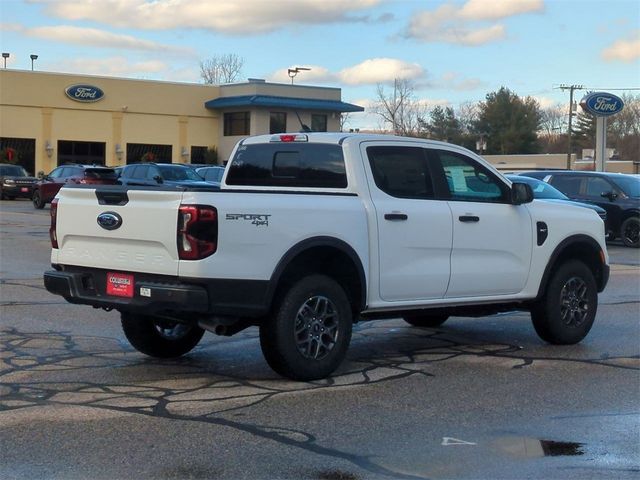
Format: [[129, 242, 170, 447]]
[[1, 198, 639, 480]]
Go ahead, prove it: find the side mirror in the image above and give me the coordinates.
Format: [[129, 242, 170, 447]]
[[37, 171, 45, 180], [153, 175, 163, 184], [601, 191, 617, 201], [511, 182, 534, 205]]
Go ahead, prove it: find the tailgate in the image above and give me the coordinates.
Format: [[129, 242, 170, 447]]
[[53, 187, 183, 275]]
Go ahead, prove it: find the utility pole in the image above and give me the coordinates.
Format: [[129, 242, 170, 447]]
[[558, 84, 584, 169]]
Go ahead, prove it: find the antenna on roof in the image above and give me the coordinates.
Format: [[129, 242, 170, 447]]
[[294, 111, 312, 133]]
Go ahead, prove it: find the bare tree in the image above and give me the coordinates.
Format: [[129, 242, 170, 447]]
[[539, 103, 567, 136], [340, 112, 351, 132], [373, 79, 426, 136], [456, 101, 480, 135], [200, 54, 244, 85]]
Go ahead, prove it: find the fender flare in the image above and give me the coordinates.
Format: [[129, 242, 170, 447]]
[[267, 236, 367, 310], [536, 234, 607, 299]]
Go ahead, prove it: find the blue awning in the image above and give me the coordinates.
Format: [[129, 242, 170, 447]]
[[205, 95, 364, 113]]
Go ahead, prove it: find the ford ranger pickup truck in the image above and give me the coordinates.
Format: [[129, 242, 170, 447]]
[[44, 133, 610, 380]]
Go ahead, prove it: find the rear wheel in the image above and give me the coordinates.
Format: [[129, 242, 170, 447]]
[[531, 260, 597, 344], [403, 313, 449, 328], [260, 274, 352, 381], [121, 312, 205, 358], [32, 191, 45, 209], [620, 217, 639, 248]]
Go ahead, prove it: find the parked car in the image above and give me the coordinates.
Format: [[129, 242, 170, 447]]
[[196, 166, 225, 187], [505, 174, 607, 225], [518, 171, 640, 248], [33, 164, 118, 209], [117, 163, 215, 188], [0, 164, 37, 200]]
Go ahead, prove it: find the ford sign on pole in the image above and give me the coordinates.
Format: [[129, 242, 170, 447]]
[[65, 84, 105, 103], [580, 92, 624, 171], [580, 92, 624, 117]]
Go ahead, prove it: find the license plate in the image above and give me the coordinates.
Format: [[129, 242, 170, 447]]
[[21, 187, 29, 192], [106, 272, 134, 298]]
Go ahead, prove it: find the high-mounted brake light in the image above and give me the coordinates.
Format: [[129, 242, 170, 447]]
[[270, 134, 308, 143], [50, 198, 59, 249], [177, 205, 218, 260]]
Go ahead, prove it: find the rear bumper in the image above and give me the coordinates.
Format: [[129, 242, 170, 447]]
[[44, 266, 271, 317], [44, 269, 209, 314]]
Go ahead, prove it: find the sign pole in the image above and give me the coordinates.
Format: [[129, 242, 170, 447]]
[[595, 116, 606, 172]]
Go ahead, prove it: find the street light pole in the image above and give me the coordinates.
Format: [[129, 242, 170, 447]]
[[2, 53, 9, 69], [30, 54, 38, 71], [287, 67, 311, 84]]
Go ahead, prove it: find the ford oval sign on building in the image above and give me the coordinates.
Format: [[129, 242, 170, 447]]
[[580, 92, 624, 117], [65, 84, 105, 103]]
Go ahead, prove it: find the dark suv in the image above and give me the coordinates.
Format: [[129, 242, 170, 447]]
[[33, 164, 118, 209], [117, 163, 213, 188], [518, 171, 640, 247], [0, 164, 37, 200]]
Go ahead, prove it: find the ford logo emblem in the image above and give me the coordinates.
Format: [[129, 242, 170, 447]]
[[97, 212, 122, 231], [580, 91, 624, 117], [65, 84, 105, 103]]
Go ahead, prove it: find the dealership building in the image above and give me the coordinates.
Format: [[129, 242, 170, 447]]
[[0, 70, 363, 175]]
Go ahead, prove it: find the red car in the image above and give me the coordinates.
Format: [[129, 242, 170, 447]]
[[33, 164, 118, 209]]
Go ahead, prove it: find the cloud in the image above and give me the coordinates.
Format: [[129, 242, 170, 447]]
[[34, 0, 385, 34], [601, 31, 640, 63], [459, 0, 544, 21], [404, 0, 543, 46], [268, 58, 425, 86], [534, 96, 561, 109], [52, 56, 171, 78], [0, 23, 191, 54], [439, 72, 485, 91], [338, 58, 424, 85]]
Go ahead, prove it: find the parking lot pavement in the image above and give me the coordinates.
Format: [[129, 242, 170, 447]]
[[1, 199, 639, 479]]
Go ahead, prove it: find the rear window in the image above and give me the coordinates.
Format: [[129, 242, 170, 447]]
[[226, 143, 347, 188], [84, 168, 117, 180]]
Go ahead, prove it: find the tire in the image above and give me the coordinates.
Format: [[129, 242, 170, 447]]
[[620, 217, 639, 248], [260, 274, 352, 381], [403, 313, 449, 328], [121, 312, 205, 358], [32, 191, 45, 209], [531, 260, 598, 345]]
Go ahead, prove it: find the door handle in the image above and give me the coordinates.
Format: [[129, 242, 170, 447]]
[[384, 213, 408, 221], [459, 215, 479, 222]]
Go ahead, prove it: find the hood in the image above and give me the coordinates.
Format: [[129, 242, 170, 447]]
[[541, 198, 606, 215]]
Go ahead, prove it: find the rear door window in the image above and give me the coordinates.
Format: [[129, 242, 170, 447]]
[[226, 143, 347, 188], [366, 146, 434, 199], [550, 175, 582, 197]]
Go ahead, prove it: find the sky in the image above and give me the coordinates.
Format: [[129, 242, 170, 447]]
[[1, 0, 639, 130]]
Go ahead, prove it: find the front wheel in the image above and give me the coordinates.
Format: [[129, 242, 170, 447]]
[[121, 312, 205, 358], [531, 260, 597, 344], [620, 217, 639, 248], [32, 191, 45, 209], [260, 275, 352, 381]]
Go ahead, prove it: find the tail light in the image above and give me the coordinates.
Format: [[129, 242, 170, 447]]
[[178, 205, 218, 260], [50, 198, 59, 248]]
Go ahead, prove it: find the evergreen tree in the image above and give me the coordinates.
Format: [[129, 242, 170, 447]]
[[475, 87, 542, 154], [427, 106, 462, 143]]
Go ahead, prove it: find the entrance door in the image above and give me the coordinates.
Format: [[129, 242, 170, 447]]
[[363, 143, 453, 302]]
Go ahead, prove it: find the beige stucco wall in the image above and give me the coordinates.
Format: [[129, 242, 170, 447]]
[[0, 70, 221, 172], [1, 71, 351, 170]]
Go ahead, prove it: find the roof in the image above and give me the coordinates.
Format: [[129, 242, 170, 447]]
[[205, 95, 364, 113]]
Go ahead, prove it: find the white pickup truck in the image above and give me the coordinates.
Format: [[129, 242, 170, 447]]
[[44, 133, 609, 380]]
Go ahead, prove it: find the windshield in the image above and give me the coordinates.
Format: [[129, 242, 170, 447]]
[[611, 175, 640, 197], [158, 165, 203, 181], [0, 165, 28, 176], [509, 175, 568, 200]]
